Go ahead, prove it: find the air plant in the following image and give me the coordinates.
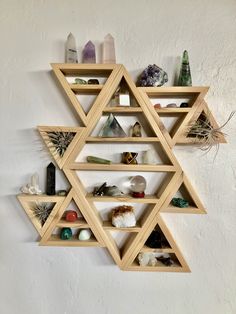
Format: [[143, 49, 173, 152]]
[[187, 111, 235, 156], [46, 131, 76, 157], [32, 202, 54, 226]]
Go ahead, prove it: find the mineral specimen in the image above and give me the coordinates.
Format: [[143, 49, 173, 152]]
[[87, 156, 111, 164], [65, 33, 78, 63], [178, 50, 192, 86], [46, 162, 56, 195], [171, 197, 189, 208], [166, 103, 177, 108], [93, 182, 123, 196], [82, 41, 96, 63], [137, 252, 159, 267], [122, 152, 138, 164], [60, 228, 73, 240], [78, 229, 92, 241], [74, 78, 87, 84], [20, 173, 42, 195], [145, 230, 170, 248], [111, 205, 136, 228], [138, 64, 168, 87], [57, 190, 67, 196], [65, 210, 78, 222], [99, 113, 127, 137], [130, 175, 146, 198], [180, 102, 189, 108], [142, 149, 155, 164], [154, 103, 161, 109], [88, 79, 99, 84], [103, 34, 116, 64], [131, 122, 142, 137], [156, 254, 174, 266]]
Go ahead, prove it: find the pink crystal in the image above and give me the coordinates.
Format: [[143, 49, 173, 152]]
[[103, 34, 116, 64]]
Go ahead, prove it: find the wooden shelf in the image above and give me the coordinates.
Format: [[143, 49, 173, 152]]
[[155, 108, 191, 113], [103, 221, 141, 232], [140, 245, 174, 253], [161, 204, 202, 214], [139, 86, 208, 96], [86, 193, 159, 203], [126, 260, 184, 272], [70, 84, 104, 93], [69, 162, 175, 172], [40, 235, 103, 247], [103, 107, 143, 113], [56, 218, 89, 228], [86, 137, 160, 142], [17, 194, 65, 201]]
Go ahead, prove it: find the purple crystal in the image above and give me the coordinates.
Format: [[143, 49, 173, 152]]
[[82, 41, 96, 63], [138, 64, 168, 87]]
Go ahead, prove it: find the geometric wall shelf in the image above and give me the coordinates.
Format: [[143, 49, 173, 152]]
[[18, 63, 227, 272]]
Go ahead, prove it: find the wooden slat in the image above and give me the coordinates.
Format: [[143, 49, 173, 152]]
[[86, 137, 160, 142], [86, 193, 159, 203], [103, 107, 142, 113], [140, 245, 174, 253], [155, 108, 191, 113], [40, 235, 103, 247], [56, 218, 89, 228], [70, 84, 104, 92], [103, 221, 141, 232], [139, 86, 209, 96]]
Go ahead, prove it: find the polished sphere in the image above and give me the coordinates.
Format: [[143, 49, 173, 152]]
[[130, 175, 146, 193]]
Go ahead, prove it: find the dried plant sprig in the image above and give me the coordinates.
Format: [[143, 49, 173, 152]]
[[187, 111, 235, 156], [32, 202, 54, 226], [46, 131, 76, 157]]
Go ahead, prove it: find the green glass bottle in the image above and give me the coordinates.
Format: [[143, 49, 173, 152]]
[[178, 50, 192, 86]]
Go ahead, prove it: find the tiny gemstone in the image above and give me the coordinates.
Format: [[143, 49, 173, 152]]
[[131, 122, 142, 137], [60, 227, 73, 240], [88, 79, 99, 85], [171, 197, 189, 208], [166, 103, 177, 108], [74, 78, 87, 84], [65, 211, 78, 222], [154, 103, 161, 109], [57, 190, 67, 196], [180, 102, 189, 108]]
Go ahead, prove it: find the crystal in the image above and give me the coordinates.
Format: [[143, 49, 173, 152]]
[[138, 64, 168, 87], [145, 230, 170, 248], [99, 113, 127, 137], [20, 173, 42, 195], [46, 162, 56, 195], [154, 104, 161, 109], [57, 190, 67, 196], [74, 78, 87, 84], [65, 211, 78, 222], [178, 50, 192, 86], [166, 103, 177, 108], [82, 41, 96, 63], [65, 33, 78, 63], [171, 197, 189, 208], [88, 79, 99, 85], [142, 149, 155, 164], [78, 229, 92, 241], [111, 205, 136, 228], [156, 255, 174, 266], [122, 152, 138, 164], [180, 102, 189, 108], [130, 175, 146, 197], [93, 182, 123, 196], [87, 156, 111, 164], [131, 122, 142, 137], [60, 228, 72, 240], [103, 34, 116, 64], [138, 252, 159, 266]]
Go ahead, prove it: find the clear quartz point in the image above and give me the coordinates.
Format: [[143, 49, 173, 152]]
[[65, 32, 78, 63]]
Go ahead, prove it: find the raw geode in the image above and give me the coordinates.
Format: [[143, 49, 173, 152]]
[[138, 64, 168, 87], [111, 205, 136, 228]]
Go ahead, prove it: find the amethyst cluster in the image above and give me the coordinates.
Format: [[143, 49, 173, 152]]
[[138, 64, 168, 87]]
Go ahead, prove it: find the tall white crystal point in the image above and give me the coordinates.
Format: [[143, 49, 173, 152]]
[[66, 32, 78, 63], [103, 33, 116, 64]]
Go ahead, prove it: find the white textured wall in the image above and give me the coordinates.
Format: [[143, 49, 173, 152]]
[[1, 0, 236, 313]]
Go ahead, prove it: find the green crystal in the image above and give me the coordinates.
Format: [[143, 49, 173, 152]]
[[60, 227, 72, 240], [87, 156, 111, 164], [178, 50, 192, 86], [74, 78, 87, 84], [98, 113, 127, 137], [171, 197, 189, 208]]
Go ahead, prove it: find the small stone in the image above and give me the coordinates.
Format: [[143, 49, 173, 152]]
[[156, 255, 174, 266], [87, 156, 111, 164], [138, 64, 168, 87], [145, 230, 170, 248], [103, 186, 123, 196], [78, 229, 92, 241], [57, 190, 67, 196], [74, 78, 87, 84], [122, 152, 138, 164], [60, 228, 72, 240], [154, 103, 161, 109], [88, 79, 99, 85], [180, 102, 189, 108], [166, 103, 177, 108], [131, 122, 142, 137], [171, 197, 189, 208], [65, 211, 78, 222]]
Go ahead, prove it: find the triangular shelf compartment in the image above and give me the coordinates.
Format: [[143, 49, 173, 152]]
[[17, 194, 65, 237], [123, 214, 190, 272], [38, 126, 84, 169], [40, 189, 105, 247], [51, 63, 122, 126], [138, 86, 212, 147]]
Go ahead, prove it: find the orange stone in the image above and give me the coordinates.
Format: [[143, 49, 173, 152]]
[[65, 210, 78, 222]]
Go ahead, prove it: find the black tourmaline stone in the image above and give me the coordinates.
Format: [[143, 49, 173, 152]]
[[46, 162, 56, 195], [145, 230, 169, 248], [180, 102, 189, 108]]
